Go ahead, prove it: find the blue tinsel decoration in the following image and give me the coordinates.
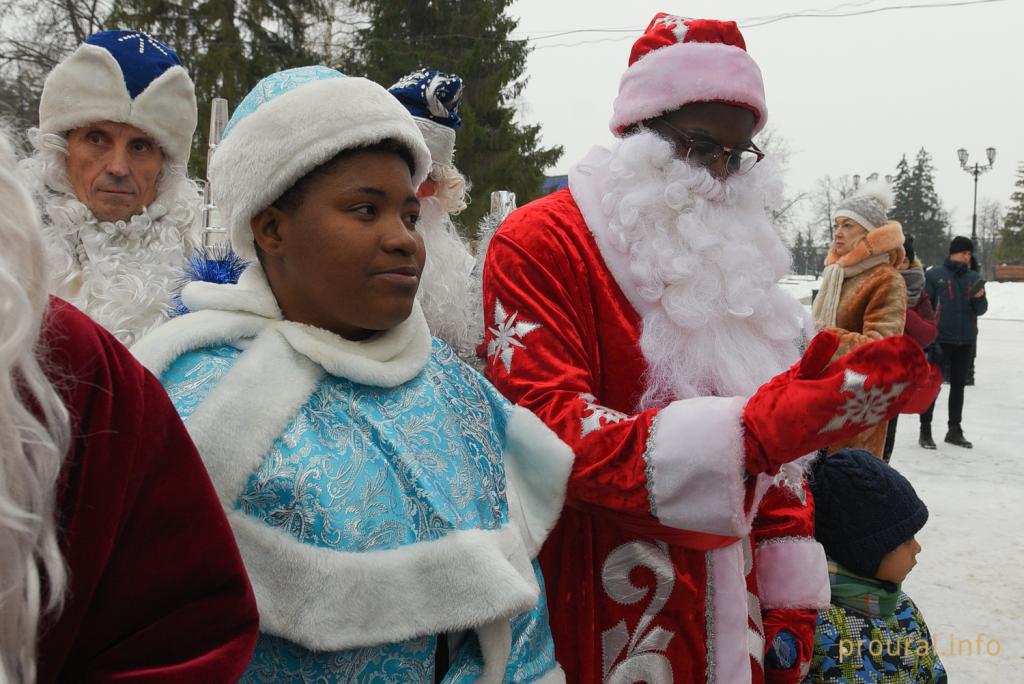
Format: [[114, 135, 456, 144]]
[[169, 245, 250, 316]]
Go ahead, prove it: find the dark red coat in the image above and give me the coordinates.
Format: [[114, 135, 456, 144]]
[[35, 298, 258, 683], [903, 290, 938, 350], [899, 290, 942, 415]]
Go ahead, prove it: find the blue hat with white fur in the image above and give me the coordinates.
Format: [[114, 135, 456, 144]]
[[388, 69, 464, 165], [211, 66, 432, 261], [39, 29, 197, 164]]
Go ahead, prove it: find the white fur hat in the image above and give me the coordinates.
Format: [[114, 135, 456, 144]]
[[38, 30, 197, 165], [211, 66, 432, 261]]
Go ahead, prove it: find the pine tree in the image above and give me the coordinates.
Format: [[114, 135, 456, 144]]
[[889, 149, 949, 267], [110, 0, 327, 176], [0, 0, 114, 129], [792, 231, 807, 275], [343, 0, 563, 233], [996, 162, 1024, 263]]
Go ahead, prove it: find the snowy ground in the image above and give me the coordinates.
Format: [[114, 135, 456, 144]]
[[983, 281, 1024, 321], [886, 317, 1023, 679]]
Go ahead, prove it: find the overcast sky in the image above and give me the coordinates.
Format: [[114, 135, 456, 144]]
[[508, 0, 1023, 238]]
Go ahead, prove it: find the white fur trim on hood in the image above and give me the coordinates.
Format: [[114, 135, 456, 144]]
[[211, 76, 432, 261], [38, 43, 197, 165]]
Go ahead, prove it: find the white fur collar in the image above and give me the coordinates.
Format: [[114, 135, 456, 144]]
[[160, 263, 432, 387], [180, 262, 281, 319], [568, 146, 656, 319]]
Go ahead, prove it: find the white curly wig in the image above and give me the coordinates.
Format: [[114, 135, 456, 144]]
[[0, 127, 71, 684], [19, 128, 201, 346]]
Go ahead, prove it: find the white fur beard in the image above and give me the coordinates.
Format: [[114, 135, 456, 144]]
[[415, 197, 481, 362], [40, 192, 200, 346], [601, 131, 807, 408]]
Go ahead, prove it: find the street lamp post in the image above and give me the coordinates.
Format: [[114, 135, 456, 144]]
[[851, 172, 888, 191], [957, 147, 996, 241]]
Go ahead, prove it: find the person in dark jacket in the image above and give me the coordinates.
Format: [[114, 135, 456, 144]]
[[920, 236, 988, 449]]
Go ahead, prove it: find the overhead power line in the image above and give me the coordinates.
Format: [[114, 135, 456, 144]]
[[741, 0, 1009, 27], [520, 0, 1009, 49]]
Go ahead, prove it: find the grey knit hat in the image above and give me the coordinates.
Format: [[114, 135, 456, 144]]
[[833, 182, 893, 232]]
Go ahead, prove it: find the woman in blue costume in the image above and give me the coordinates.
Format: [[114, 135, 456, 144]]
[[133, 66, 571, 682]]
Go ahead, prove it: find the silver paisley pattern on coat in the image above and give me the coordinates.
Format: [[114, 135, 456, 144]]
[[160, 339, 561, 680]]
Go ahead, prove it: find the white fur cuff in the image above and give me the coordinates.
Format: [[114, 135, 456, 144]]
[[503, 406, 573, 557], [756, 538, 830, 610], [645, 396, 754, 536], [534, 664, 567, 683]]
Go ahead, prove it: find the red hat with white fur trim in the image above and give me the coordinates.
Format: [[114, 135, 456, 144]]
[[610, 14, 767, 137]]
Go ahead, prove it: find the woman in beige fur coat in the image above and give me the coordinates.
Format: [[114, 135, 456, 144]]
[[813, 184, 907, 456]]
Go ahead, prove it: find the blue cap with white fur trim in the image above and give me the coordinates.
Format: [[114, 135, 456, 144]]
[[388, 68, 463, 166], [39, 29, 197, 164], [388, 69, 464, 130], [222, 65, 346, 140], [85, 30, 183, 97], [210, 66, 432, 261]]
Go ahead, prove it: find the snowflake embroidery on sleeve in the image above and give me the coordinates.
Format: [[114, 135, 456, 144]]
[[580, 393, 630, 438], [818, 370, 908, 434], [486, 298, 541, 373], [116, 31, 169, 56]]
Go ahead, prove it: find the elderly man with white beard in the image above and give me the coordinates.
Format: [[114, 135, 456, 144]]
[[388, 68, 480, 362], [479, 14, 929, 684], [20, 29, 201, 346]]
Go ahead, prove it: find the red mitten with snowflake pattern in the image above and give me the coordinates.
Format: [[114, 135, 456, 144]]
[[743, 332, 928, 475]]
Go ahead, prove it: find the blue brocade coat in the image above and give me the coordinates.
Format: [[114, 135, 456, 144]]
[[133, 265, 572, 683]]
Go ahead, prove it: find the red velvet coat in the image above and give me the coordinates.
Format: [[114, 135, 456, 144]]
[[35, 298, 259, 683], [480, 186, 827, 684]]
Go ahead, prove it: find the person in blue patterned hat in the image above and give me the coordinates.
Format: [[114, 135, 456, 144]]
[[133, 65, 570, 683], [20, 29, 201, 346], [389, 68, 480, 362]]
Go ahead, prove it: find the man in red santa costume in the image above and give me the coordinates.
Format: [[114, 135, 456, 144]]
[[479, 13, 928, 684]]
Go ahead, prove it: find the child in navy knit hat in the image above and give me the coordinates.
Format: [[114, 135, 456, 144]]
[[804, 449, 947, 683]]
